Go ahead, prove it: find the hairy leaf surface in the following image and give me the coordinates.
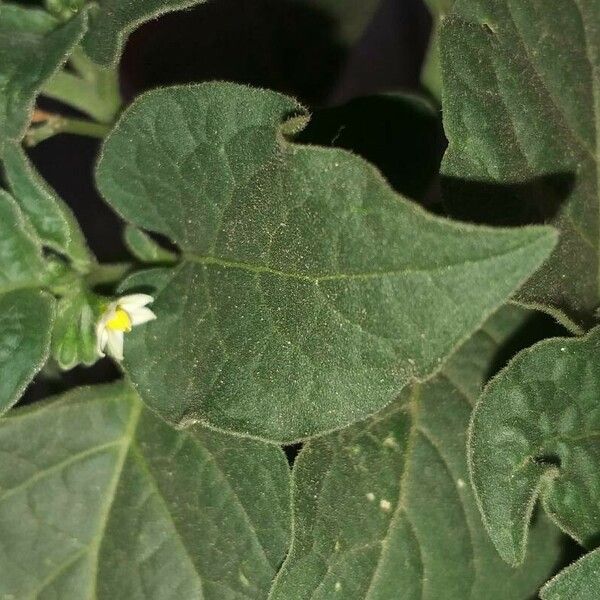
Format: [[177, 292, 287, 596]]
[[124, 225, 177, 264], [469, 327, 600, 565], [0, 190, 47, 292], [0, 289, 54, 415], [441, 0, 600, 331], [0, 381, 290, 599], [2, 142, 92, 270], [97, 82, 557, 442], [51, 287, 98, 370], [541, 548, 600, 600], [0, 4, 86, 152], [268, 307, 562, 599]]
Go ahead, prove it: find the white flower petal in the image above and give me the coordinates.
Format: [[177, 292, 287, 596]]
[[129, 306, 157, 326], [119, 294, 154, 310], [97, 328, 109, 356], [106, 330, 124, 361], [96, 316, 108, 356]]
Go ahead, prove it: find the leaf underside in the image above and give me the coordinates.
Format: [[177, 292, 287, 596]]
[[97, 82, 556, 443]]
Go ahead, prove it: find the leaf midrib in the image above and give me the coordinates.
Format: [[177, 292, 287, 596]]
[[181, 238, 545, 283], [89, 397, 142, 598]]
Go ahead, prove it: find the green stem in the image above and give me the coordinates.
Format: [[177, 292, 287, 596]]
[[86, 262, 133, 287], [41, 46, 122, 124], [69, 45, 105, 82], [42, 70, 120, 124], [24, 115, 111, 147]]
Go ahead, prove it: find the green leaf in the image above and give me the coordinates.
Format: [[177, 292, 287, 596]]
[[0, 189, 47, 291], [82, 0, 207, 66], [469, 327, 600, 565], [0, 381, 290, 598], [0, 289, 55, 415], [0, 4, 87, 152], [440, 0, 600, 331], [45, 0, 86, 22], [541, 548, 600, 600], [124, 225, 177, 264], [297, 93, 441, 200], [51, 286, 98, 369], [268, 307, 563, 600], [2, 142, 92, 271], [97, 82, 557, 443]]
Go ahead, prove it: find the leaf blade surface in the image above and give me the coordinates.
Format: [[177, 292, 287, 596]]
[[441, 0, 600, 330], [0, 381, 290, 599], [469, 327, 600, 564], [268, 307, 563, 599], [0, 4, 86, 152], [97, 83, 557, 442]]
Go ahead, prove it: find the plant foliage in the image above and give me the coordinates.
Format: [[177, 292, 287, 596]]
[[0, 0, 598, 597]]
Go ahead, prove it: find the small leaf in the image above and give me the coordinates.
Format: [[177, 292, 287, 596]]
[[0, 190, 47, 292], [0, 289, 55, 415], [541, 548, 600, 600], [124, 225, 177, 264], [51, 286, 98, 369], [97, 82, 557, 443], [2, 142, 92, 271], [469, 327, 600, 565], [82, 0, 207, 66], [268, 307, 563, 600], [440, 0, 600, 331], [0, 4, 87, 152], [0, 381, 291, 598]]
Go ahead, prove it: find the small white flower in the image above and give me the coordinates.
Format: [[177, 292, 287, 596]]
[[96, 294, 156, 361]]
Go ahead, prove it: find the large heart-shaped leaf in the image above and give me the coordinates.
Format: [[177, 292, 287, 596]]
[[441, 0, 600, 331], [2, 142, 92, 271], [469, 327, 600, 565], [541, 547, 600, 600], [82, 0, 207, 66], [0, 381, 290, 598], [0, 3, 87, 152], [97, 82, 557, 443], [0, 289, 54, 415], [268, 307, 562, 599]]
